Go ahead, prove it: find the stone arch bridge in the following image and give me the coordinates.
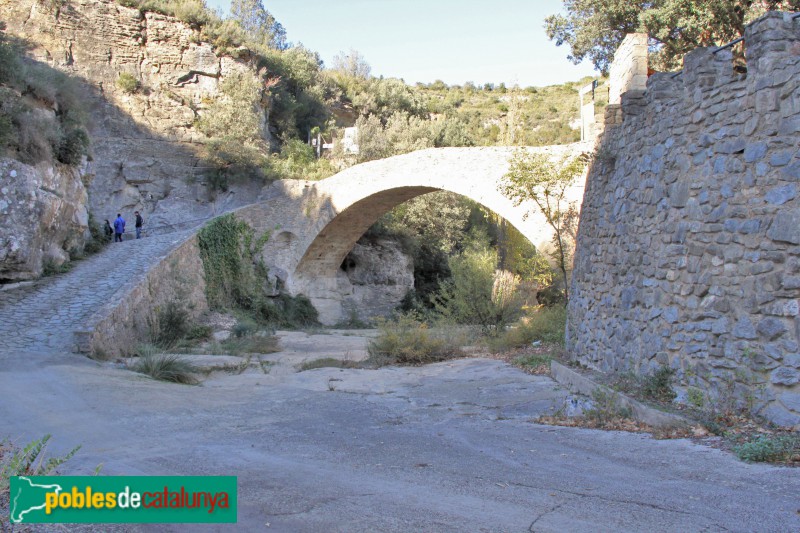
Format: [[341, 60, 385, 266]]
[[12, 142, 585, 357], [238, 144, 590, 323]]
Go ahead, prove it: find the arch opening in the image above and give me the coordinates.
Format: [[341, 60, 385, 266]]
[[291, 187, 549, 325]]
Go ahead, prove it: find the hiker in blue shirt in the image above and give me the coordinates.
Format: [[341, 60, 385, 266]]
[[113, 213, 125, 242]]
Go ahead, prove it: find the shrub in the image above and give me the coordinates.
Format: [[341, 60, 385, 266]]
[[489, 306, 566, 351], [232, 317, 258, 338], [366, 314, 464, 366], [734, 434, 800, 463], [117, 72, 139, 94], [277, 293, 319, 328], [83, 213, 108, 255], [583, 389, 633, 428], [42, 259, 73, 277], [153, 301, 190, 348], [219, 334, 278, 356], [185, 324, 213, 342], [433, 249, 524, 336], [57, 127, 89, 165], [197, 214, 262, 309], [0, 111, 12, 149], [641, 366, 677, 403], [133, 353, 199, 384]]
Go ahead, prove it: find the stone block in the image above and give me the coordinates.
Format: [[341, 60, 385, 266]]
[[771, 367, 800, 386], [781, 161, 800, 181], [765, 184, 797, 205], [780, 390, 800, 414], [767, 209, 800, 244], [734, 316, 757, 339], [757, 317, 787, 340]]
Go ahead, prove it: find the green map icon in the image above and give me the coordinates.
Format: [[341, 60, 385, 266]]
[[9, 476, 63, 523]]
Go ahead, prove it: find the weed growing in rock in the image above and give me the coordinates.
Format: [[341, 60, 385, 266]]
[[512, 354, 552, 373], [583, 389, 633, 428], [0, 435, 80, 493], [133, 353, 199, 384], [299, 357, 360, 371], [641, 367, 677, 403], [41, 259, 74, 277], [116, 72, 139, 94], [219, 334, 279, 356]]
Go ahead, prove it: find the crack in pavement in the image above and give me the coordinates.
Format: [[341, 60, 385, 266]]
[[509, 480, 732, 531]]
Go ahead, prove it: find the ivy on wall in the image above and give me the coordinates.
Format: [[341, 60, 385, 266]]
[[197, 214, 263, 310]]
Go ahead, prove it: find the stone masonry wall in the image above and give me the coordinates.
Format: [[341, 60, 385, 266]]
[[568, 13, 800, 427], [608, 33, 649, 105], [75, 233, 207, 357]]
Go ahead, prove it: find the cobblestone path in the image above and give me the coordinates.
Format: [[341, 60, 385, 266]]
[[0, 231, 194, 354]]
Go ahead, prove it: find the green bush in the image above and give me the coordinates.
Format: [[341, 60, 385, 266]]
[[185, 324, 213, 342], [197, 214, 262, 309], [116, 72, 139, 94], [133, 353, 199, 384], [641, 367, 677, 403], [366, 314, 463, 366], [153, 301, 190, 349], [734, 434, 800, 463], [0, 111, 12, 149], [488, 305, 567, 353], [433, 249, 524, 336], [57, 127, 89, 165]]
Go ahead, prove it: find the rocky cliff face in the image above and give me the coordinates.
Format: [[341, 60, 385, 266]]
[[339, 237, 415, 323], [1, 0, 269, 230], [0, 158, 88, 281]]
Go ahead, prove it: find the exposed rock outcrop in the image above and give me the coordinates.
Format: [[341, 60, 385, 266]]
[[339, 237, 415, 322], [1, 0, 269, 229], [0, 158, 88, 280]]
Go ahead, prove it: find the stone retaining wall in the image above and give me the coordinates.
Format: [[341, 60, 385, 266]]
[[75, 233, 207, 357], [568, 12, 800, 427]]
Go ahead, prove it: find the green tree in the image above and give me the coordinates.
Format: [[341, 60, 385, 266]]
[[230, 0, 287, 50], [433, 248, 523, 336], [500, 151, 586, 303], [545, 0, 799, 72]]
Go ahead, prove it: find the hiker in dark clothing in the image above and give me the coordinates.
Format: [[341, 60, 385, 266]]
[[113, 213, 125, 242], [134, 210, 144, 239], [104, 219, 113, 241]]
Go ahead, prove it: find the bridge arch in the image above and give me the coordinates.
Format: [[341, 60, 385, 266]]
[[269, 145, 589, 323]]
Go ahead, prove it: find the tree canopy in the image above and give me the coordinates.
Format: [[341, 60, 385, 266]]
[[545, 0, 800, 72], [230, 0, 288, 50]]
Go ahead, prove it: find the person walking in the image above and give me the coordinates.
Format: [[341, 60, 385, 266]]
[[104, 219, 114, 242], [113, 213, 125, 242], [134, 210, 144, 239]]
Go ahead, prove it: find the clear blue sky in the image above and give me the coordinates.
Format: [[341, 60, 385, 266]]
[[205, 0, 597, 87]]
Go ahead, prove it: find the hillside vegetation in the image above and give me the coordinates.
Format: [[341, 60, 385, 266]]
[[0, 25, 89, 166]]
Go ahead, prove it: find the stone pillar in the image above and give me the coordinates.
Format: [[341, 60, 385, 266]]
[[608, 33, 648, 105]]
